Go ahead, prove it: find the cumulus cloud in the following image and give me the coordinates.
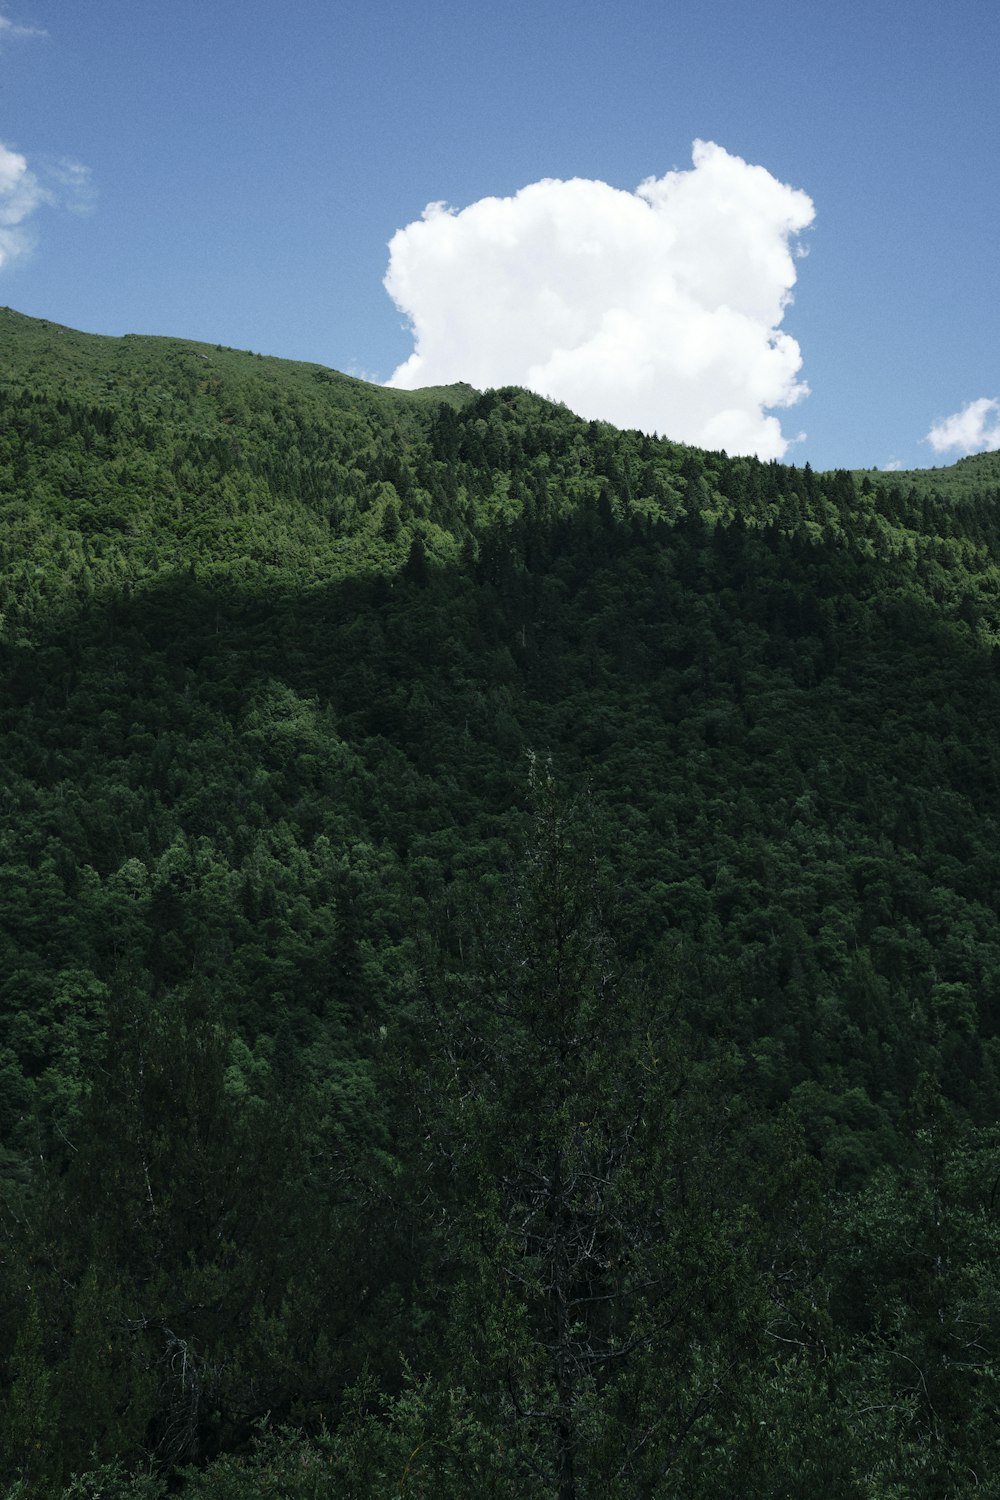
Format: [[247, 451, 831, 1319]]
[[925, 398, 1000, 457], [0, 141, 45, 267], [0, 142, 94, 270], [384, 141, 815, 459]]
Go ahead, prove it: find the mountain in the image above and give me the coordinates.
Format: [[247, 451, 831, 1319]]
[[855, 448, 1000, 501], [2, 309, 999, 1496]]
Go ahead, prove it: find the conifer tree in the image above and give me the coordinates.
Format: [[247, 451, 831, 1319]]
[[401, 762, 758, 1496]]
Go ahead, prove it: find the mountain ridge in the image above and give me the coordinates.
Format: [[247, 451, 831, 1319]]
[[6, 304, 997, 481]]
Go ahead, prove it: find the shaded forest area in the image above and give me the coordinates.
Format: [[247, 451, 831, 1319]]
[[2, 308, 1000, 1495]]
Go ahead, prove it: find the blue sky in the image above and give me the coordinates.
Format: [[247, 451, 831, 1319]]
[[1, 0, 997, 469]]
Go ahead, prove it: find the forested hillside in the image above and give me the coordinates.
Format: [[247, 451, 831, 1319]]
[[2, 307, 999, 1496]]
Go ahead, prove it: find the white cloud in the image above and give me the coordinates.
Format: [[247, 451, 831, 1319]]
[[384, 141, 815, 460], [46, 157, 96, 215], [925, 398, 1000, 457], [0, 14, 46, 47], [0, 142, 95, 269], [0, 141, 45, 268], [883, 459, 904, 472], [0, 20, 92, 269]]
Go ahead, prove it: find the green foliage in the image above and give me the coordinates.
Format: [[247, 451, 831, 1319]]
[[2, 307, 1000, 1493], [390, 767, 768, 1494], [176, 1377, 534, 1499], [2, 1300, 60, 1492]]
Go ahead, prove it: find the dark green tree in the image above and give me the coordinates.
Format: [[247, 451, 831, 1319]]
[[399, 763, 759, 1496]]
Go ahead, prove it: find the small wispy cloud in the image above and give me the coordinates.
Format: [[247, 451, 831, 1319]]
[[346, 360, 384, 385], [926, 398, 1000, 457], [384, 141, 815, 460], [46, 158, 96, 215], [0, 14, 47, 48], [882, 459, 904, 472]]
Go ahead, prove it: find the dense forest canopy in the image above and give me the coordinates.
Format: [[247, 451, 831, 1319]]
[[1, 307, 999, 1496]]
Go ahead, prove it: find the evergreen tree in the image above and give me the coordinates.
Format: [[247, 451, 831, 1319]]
[[397, 762, 760, 1495]]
